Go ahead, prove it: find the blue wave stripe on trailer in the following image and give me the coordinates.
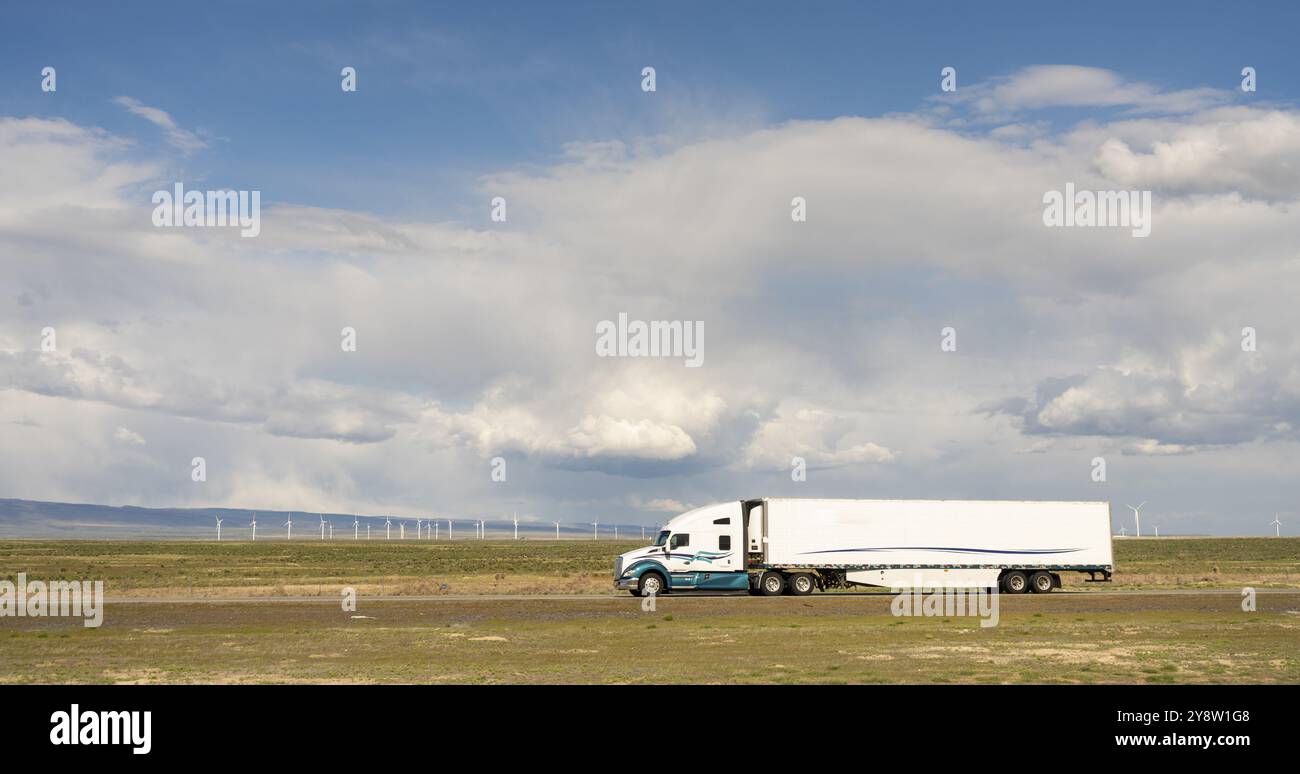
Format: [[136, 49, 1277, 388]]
[[798, 546, 1084, 555]]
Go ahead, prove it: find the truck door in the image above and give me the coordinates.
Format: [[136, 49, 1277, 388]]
[[665, 532, 695, 574]]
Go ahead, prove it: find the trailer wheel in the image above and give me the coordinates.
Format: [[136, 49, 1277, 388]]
[[1030, 571, 1054, 594], [637, 572, 666, 597], [787, 573, 814, 596], [1002, 570, 1029, 594], [759, 571, 785, 596]]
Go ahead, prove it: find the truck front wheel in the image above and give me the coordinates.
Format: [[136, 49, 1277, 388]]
[[787, 573, 814, 596], [1030, 571, 1054, 594], [1002, 570, 1029, 594], [759, 571, 785, 596], [637, 572, 667, 597]]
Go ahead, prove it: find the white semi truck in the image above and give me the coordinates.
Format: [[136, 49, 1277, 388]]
[[614, 498, 1114, 596]]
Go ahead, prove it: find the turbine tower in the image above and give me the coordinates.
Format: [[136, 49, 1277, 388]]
[[215, 515, 223, 542], [415, 519, 422, 540], [319, 514, 327, 540], [250, 512, 257, 541], [284, 512, 293, 540], [1119, 525, 1127, 537], [592, 521, 598, 540], [366, 522, 371, 540], [554, 521, 560, 540], [328, 522, 334, 540], [399, 520, 405, 540], [385, 517, 392, 540], [513, 511, 518, 540], [1126, 502, 1146, 538], [354, 517, 359, 540], [1272, 514, 1282, 537]]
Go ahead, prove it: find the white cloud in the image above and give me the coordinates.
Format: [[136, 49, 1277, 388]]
[[112, 96, 210, 153], [628, 496, 693, 513], [4, 73, 1300, 531], [742, 409, 896, 470], [1092, 109, 1300, 199], [941, 65, 1230, 119], [113, 427, 145, 446]]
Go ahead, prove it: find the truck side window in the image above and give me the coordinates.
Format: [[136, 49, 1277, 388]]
[[712, 517, 730, 524], [719, 535, 731, 550], [670, 533, 689, 549]]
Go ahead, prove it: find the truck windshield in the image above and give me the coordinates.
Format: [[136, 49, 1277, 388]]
[[653, 530, 670, 547]]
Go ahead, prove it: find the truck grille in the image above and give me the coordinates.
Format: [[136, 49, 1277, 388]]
[[613, 557, 624, 578]]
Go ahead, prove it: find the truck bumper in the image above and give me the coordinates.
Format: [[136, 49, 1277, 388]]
[[614, 577, 638, 591]]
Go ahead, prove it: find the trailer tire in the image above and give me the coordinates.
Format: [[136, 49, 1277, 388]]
[[787, 573, 814, 596], [1030, 571, 1054, 594], [1002, 570, 1029, 594], [637, 571, 667, 598], [759, 571, 785, 596]]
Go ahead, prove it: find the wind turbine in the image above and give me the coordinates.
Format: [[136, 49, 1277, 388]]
[[614, 525, 618, 540], [641, 526, 646, 540], [354, 517, 359, 540], [1272, 514, 1282, 537], [434, 520, 439, 540], [415, 519, 422, 540], [215, 514, 223, 542], [1153, 525, 1159, 538], [513, 511, 518, 540], [447, 519, 453, 540], [1119, 525, 1128, 537], [250, 512, 257, 541], [319, 514, 327, 540], [328, 522, 334, 540], [554, 521, 560, 540], [385, 517, 391, 540], [592, 521, 598, 540], [1126, 502, 1146, 538], [366, 522, 371, 540], [399, 520, 406, 540], [284, 512, 293, 540]]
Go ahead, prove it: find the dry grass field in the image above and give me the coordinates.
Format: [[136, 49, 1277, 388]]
[[2, 538, 1297, 683]]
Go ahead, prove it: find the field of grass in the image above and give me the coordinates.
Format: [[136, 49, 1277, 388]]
[[1106, 537, 1300, 589], [2, 538, 1297, 683], [0, 539, 644, 596], [0, 537, 1296, 597], [3, 593, 1297, 684]]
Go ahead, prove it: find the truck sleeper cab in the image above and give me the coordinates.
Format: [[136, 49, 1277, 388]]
[[613, 498, 1114, 596]]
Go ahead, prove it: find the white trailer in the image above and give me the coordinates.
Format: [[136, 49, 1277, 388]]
[[614, 497, 1114, 596]]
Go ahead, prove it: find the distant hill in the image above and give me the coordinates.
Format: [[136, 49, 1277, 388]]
[[0, 499, 596, 540], [0, 499, 313, 538]]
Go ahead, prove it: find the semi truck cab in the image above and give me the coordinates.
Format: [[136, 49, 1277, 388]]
[[614, 501, 749, 595]]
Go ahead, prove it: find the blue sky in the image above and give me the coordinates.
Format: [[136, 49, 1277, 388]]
[[4, 1, 1297, 216], [2, 2, 1300, 534]]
